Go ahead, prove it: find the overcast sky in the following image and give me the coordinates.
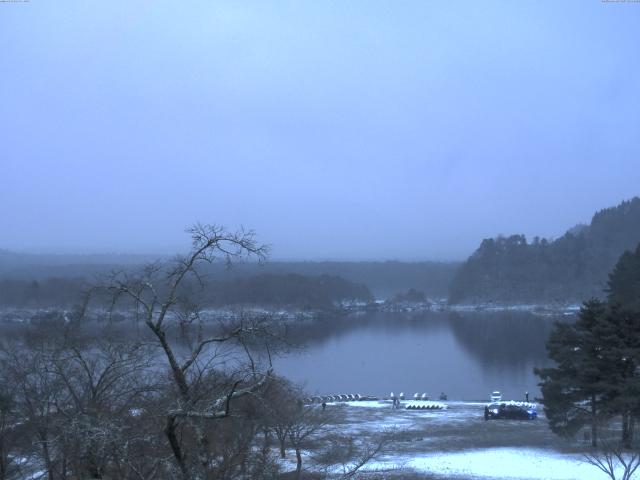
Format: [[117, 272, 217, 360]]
[[1, 1, 639, 260]]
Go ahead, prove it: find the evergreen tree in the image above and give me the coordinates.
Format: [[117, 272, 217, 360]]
[[537, 243, 640, 447], [596, 305, 640, 447], [535, 299, 609, 446], [607, 243, 640, 312], [603, 243, 640, 446]]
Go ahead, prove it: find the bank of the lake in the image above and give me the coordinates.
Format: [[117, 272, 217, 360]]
[[278, 401, 601, 480]]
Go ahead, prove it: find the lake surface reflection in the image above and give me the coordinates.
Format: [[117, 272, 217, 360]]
[[273, 311, 569, 401]]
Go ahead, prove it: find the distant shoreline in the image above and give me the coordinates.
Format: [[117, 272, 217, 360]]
[[0, 300, 582, 325]]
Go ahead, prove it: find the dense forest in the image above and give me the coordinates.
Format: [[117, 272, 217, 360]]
[[0, 273, 372, 310], [449, 197, 640, 304], [209, 261, 459, 299], [205, 274, 372, 309], [0, 252, 459, 302]]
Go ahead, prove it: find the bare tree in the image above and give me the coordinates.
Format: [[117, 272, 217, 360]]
[[335, 433, 389, 479], [0, 388, 17, 480], [311, 425, 393, 480], [96, 224, 276, 480], [286, 406, 331, 480], [51, 332, 156, 479], [584, 439, 640, 480], [0, 317, 161, 480], [0, 331, 68, 480], [261, 377, 301, 459]]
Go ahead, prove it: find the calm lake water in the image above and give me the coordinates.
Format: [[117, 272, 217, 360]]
[[273, 310, 570, 402]]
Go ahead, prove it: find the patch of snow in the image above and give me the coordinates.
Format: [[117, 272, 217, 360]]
[[365, 448, 614, 480]]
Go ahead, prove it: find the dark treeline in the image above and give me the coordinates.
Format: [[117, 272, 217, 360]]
[[0, 251, 160, 281], [0, 277, 86, 308], [221, 261, 459, 299], [206, 274, 372, 309], [0, 251, 460, 300], [449, 197, 640, 304], [0, 274, 372, 310]]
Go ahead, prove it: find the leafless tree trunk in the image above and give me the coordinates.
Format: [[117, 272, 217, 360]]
[[287, 405, 330, 480], [294, 447, 303, 480], [0, 391, 14, 480], [276, 429, 287, 459], [591, 393, 599, 448]]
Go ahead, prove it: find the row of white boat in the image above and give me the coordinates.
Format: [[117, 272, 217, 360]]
[[304, 394, 376, 403], [304, 393, 448, 410], [390, 392, 437, 401]]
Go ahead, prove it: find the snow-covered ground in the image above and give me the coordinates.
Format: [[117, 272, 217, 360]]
[[306, 400, 614, 480], [367, 448, 606, 480]]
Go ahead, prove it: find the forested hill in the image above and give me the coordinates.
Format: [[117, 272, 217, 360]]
[[449, 197, 640, 304]]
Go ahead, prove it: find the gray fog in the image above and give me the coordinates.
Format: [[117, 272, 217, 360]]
[[1, 1, 639, 260]]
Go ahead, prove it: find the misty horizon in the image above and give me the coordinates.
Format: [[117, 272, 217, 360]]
[[3, 194, 637, 262], [1, 197, 632, 262]]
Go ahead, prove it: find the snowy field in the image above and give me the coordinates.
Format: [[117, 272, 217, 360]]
[[365, 448, 603, 480], [306, 400, 614, 480]]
